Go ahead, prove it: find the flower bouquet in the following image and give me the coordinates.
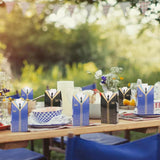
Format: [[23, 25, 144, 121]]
[[94, 67, 123, 93]]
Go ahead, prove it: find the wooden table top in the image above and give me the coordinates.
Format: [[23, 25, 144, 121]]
[[0, 119, 160, 144]]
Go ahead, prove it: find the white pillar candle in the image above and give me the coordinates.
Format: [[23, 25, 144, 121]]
[[57, 81, 74, 117]]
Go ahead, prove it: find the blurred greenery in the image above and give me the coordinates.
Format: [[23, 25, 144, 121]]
[[0, 4, 111, 75], [0, 0, 160, 77], [12, 61, 100, 98]]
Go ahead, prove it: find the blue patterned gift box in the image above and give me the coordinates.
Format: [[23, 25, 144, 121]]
[[21, 87, 33, 100], [11, 99, 28, 132], [72, 93, 89, 126], [137, 85, 154, 114]]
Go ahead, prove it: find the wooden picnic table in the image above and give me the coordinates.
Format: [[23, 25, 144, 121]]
[[0, 118, 160, 160]]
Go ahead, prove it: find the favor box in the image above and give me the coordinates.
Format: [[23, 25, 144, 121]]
[[45, 89, 62, 107], [118, 87, 131, 106], [137, 85, 154, 114], [72, 94, 89, 126], [101, 92, 118, 124], [154, 100, 160, 114], [21, 87, 33, 100], [11, 99, 28, 132]]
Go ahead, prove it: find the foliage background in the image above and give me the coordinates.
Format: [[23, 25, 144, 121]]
[[1, 2, 160, 96]]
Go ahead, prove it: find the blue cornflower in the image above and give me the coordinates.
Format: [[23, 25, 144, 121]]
[[101, 76, 107, 84]]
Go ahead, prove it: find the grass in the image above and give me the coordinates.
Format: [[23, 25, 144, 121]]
[[117, 131, 155, 141], [130, 131, 154, 141], [27, 140, 65, 160]]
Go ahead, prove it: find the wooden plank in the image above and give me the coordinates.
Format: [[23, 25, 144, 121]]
[[49, 146, 65, 153], [0, 119, 160, 143], [0, 141, 28, 149]]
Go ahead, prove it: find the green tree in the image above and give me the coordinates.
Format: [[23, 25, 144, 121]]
[[0, 3, 114, 75], [66, 23, 114, 69]]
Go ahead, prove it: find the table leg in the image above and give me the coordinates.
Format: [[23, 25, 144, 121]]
[[124, 130, 130, 141], [30, 140, 34, 151], [43, 139, 50, 160]]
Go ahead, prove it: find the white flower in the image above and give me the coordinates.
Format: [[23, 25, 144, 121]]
[[94, 70, 102, 79], [110, 67, 123, 74]]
